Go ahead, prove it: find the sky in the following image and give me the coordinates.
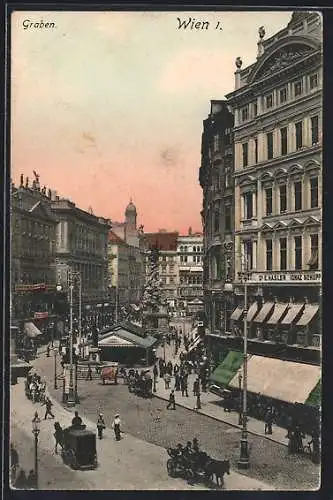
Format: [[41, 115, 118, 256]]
[[11, 10, 292, 233]]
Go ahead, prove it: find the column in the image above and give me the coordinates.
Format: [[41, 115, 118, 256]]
[[303, 231, 311, 269], [256, 179, 262, 225], [273, 128, 279, 157], [235, 142, 241, 171], [287, 177, 294, 212], [288, 122, 295, 153], [258, 132, 265, 163], [272, 233, 278, 271], [252, 240, 257, 269], [235, 184, 241, 231], [288, 232, 294, 270], [240, 192, 245, 221], [257, 96, 263, 114]]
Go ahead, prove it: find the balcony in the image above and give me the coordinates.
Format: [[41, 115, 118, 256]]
[[240, 218, 258, 230]]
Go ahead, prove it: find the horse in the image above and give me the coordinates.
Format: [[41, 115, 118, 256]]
[[205, 459, 230, 488]]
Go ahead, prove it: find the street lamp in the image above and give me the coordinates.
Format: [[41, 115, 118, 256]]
[[238, 372, 243, 425], [237, 269, 250, 470], [67, 280, 75, 407], [32, 411, 40, 489], [54, 348, 58, 390], [153, 376, 157, 392]]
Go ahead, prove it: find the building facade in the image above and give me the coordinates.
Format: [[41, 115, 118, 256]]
[[177, 230, 204, 316], [226, 12, 322, 355], [51, 198, 111, 310], [11, 175, 58, 324], [199, 100, 235, 333]]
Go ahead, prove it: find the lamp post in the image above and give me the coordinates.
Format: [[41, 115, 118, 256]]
[[54, 348, 58, 390], [67, 279, 75, 407], [238, 372, 243, 425], [237, 268, 250, 469], [153, 375, 157, 393], [32, 411, 40, 489]]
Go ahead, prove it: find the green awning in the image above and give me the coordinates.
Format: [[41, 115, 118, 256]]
[[209, 350, 244, 387], [305, 380, 321, 408]]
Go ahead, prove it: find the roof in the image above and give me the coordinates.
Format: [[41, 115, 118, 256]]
[[125, 200, 137, 214], [108, 231, 126, 244], [143, 232, 178, 251], [98, 329, 157, 349]]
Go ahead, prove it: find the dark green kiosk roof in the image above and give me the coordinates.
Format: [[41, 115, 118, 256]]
[[305, 380, 321, 407], [209, 350, 244, 388]]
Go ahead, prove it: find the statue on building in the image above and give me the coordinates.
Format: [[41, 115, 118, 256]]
[[33, 170, 40, 190], [258, 26, 265, 39], [42, 185, 47, 195], [25, 177, 29, 188], [235, 57, 242, 69], [20, 174, 24, 187]]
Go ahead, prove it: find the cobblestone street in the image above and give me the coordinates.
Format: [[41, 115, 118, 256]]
[[25, 351, 320, 490]]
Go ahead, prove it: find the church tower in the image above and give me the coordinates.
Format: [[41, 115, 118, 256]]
[[124, 199, 139, 247]]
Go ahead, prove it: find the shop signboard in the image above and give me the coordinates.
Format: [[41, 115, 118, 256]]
[[238, 271, 321, 285]]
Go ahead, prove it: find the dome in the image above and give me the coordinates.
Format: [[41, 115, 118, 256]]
[[125, 199, 137, 215]]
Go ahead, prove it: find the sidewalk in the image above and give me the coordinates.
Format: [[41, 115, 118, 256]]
[[154, 342, 290, 448], [10, 378, 274, 490]]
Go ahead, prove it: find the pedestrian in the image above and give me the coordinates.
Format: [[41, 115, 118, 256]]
[[42, 397, 55, 419], [46, 345, 50, 357], [193, 378, 199, 397], [86, 364, 93, 381], [53, 422, 64, 454], [164, 372, 171, 390], [175, 373, 181, 391], [112, 414, 122, 441], [153, 364, 158, 379], [180, 377, 186, 397], [196, 391, 201, 410], [72, 411, 83, 428], [97, 413, 106, 439], [173, 363, 179, 376], [10, 444, 19, 482], [27, 470, 37, 489], [265, 409, 274, 435], [14, 469, 27, 489], [167, 390, 176, 410]]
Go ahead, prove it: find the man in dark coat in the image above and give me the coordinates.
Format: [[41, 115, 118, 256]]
[[71, 411, 83, 428], [43, 397, 55, 420], [167, 390, 176, 410], [193, 378, 199, 397]]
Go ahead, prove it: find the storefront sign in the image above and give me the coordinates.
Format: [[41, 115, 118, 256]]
[[34, 311, 49, 319], [242, 271, 321, 284], [15, 283, 47, 292]]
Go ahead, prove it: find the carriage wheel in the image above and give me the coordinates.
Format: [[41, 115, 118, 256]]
[[167, 459, 177, 477]]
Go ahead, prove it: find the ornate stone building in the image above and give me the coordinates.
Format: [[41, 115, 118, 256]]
[[225, 12, 322, 357], [11, 174, 58, 324], [177, 230, 204, 316], [199, 100, 235, 334]]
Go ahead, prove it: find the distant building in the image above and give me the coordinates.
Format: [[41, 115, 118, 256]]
[[177, 230, 204, 316], [112, 199, 141, 249]]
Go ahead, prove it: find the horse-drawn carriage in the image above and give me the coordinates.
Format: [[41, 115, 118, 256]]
[[25, 380, 46, 403], [166, 445, 230, 488], [128, 372, 153, 398], [61, 425, 98, 470]]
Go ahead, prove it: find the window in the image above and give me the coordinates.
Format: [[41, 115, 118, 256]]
[[294, 181, 302, 211], [280, 127, 288, 155], [309, 73, 318, 90], [309, 234, 319, 270], [254, 138, 258, 164], [295, 121, 303, 149], [265, 94, 273, 109], [225, 167, 231, 188], [243, 192, 253, 220], [252, 101, 258, 117], [243, 240, 253, 270], [294, 80, 303, 97], [266, 239, 273, 271], [279, 87, 288, 104], [265, 187, 273, 215], [214, 209, 220, 233], [213, 134, 220, 153], [280, 238, 287, 271], [267, 132, 274, 159], [279, 184, 287, 212], [294, 236, 302, 270], [184, 247, 188, 252], [241, 106, 249, 122], [225, 205, 231, 231], [310, 177, 319, 208], [242, 142, 248, 167], [311, 116, 319, 145]]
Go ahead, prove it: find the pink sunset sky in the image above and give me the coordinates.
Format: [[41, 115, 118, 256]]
[[11, 10, 291, 233]]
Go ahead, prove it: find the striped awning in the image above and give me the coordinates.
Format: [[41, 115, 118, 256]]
[[24, 322, 43, 338], [188, 336, 202, 353], [230, 306, 243, 321], [246, 302, 259, 322], [253, 302, 274, 323], [281, 303, 304, 325], [266, 303, 289, 325], [296, 304, 319, 326]]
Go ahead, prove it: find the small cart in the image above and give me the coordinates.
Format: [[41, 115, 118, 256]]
[[61, 426, 97, 470]]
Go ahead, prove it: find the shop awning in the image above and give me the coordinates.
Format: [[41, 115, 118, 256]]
[[230, 306, 243, 321], [296, 304, 319, 326], [266, 303, 289, 325], [24, 322, 43, 338], [188, 336, 202, 353], [246, 302, 259, 322], [229, 355, 321, 404], [253, 302, 274, 323], [209, 351, 244, 387], [281, 303, 304, 325]]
